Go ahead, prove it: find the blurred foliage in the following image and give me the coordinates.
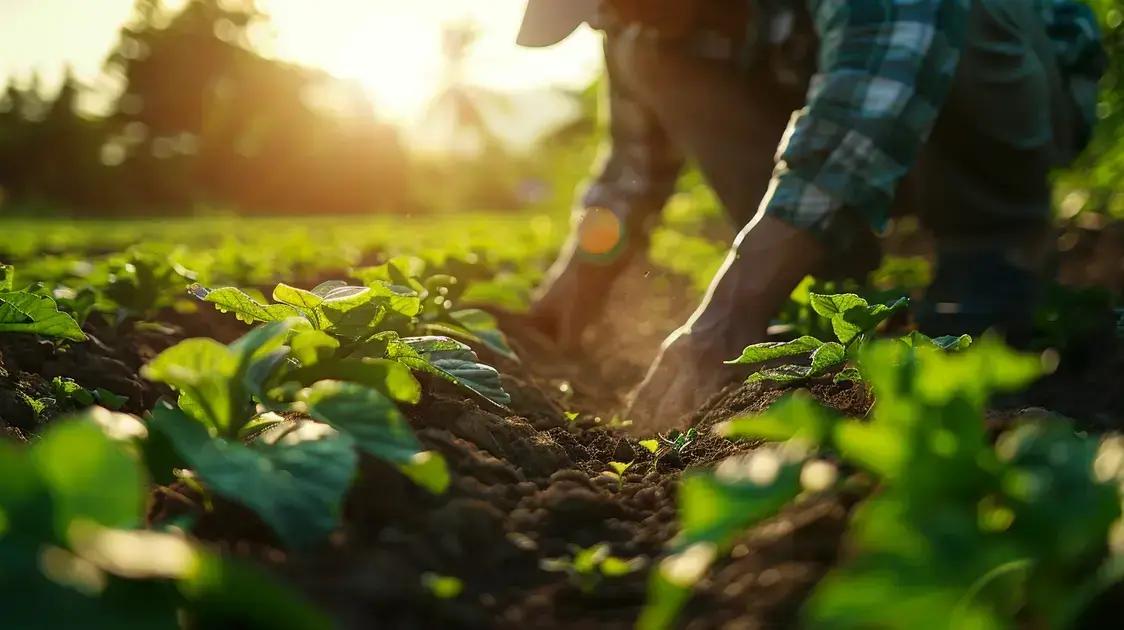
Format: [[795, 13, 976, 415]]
[[1056, 0, 1124, 221], [0, 0, 559, 216]]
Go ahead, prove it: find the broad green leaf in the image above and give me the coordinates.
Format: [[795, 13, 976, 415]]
[[391, 336, 511, 407], [272, 284, 324, 310], [310, 280, 349, 297], [833, 422, 908, 478], [31, 420, 146, 541], [0, 291, 87, 341], [287, 358, 421, 404], [449, 308, 517, 360], [61, 526, 334, 629], [832, 297, 909, 345], [289, 329, 340, 366], [0, 265, 12, 291], [746, 363, 813, 385], [809, 342, 847, 376], [0, 439, 53, 542], [151, 406, 356, 549], [834, 367, 863, 383], [142, 338, 239, 433], [272, 284, 325, 328], [904, 332, 973, 351], [367, 281, 422, 318], [809, 293, 869, 318], [717, 392, 836, 445], [910, 337, 1041, 406], [197, 286, 299, 324], [317, 286, 387, 338], [726, 336, 824, 365], [303, 380, 423, 465], [143, 321, 295, 436], [638, 560, 695, 630]]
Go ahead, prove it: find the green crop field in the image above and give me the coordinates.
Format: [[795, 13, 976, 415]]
[[2, 210, 1123, 629]]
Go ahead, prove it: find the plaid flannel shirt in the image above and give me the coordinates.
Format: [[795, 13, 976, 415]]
[[593, 0, 1104, 242]]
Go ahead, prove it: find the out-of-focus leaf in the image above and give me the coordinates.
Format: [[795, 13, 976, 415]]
[[150, 406, 356, 549], [32, 421, 146, 540], [717, 393, 836, 445], [678, 447, 804, 549]]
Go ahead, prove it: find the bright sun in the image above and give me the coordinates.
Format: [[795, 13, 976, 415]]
[[264, 2, 445, 123]]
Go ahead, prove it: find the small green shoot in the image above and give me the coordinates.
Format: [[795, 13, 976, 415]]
[[603, 461, 634, 491], [421, 573, 464, 600], [541, 544, 644, 594]]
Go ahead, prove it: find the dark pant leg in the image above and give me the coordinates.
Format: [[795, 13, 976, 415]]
[[915, 0, 1077, 337]]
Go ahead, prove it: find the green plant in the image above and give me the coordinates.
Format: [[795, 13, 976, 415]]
[[97, 248, 194, 321], [701, 338, 1123, 628], [0, 282, 87, 341], [661, 428, 699, 454], [50, 377, 128, 411], [727, 293, 970, 385], [0, 408, 331, 629], [541, 543, 644, 594], [141, 319, 449, 548], [191, 275, 511, 408], [602, 461, 634, 491]]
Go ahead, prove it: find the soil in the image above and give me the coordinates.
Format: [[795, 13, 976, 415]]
[[0, 313, 177, 438], [5, 255, 1124, 628]]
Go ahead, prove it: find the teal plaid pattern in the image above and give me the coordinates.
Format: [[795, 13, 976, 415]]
[[763, 0, 1104, 238], [763, 0, 971, 236]]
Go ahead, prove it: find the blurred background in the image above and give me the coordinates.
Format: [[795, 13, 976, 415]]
[[0, 0, 608, 217], [0, 0, 1123, 232]]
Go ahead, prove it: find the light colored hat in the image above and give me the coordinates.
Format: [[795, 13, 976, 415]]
[[517, 0, 600, 47]]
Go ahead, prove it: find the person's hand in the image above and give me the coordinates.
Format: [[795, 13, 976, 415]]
[[529, 205, 644, 352], [626, 215, 830, 433], [626, 323, 755, 434]]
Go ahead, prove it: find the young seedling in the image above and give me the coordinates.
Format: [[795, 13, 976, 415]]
[[661, 427, 699, 454], [603, 461, 634, 491], [540, 543, 644, 594], [142, 319, 451, 548], [727, 293, 970, 385], [191, 274, 512, 408]]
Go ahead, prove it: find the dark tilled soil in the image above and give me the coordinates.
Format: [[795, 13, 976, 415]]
[[0, 314, 177, 437], [151, 372, 861, 630]]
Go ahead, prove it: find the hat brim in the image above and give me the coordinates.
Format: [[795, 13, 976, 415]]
[[517, 0, 591, 47]]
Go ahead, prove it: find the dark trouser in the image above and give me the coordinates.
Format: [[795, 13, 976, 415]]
[[607, 0, 1079, 336]]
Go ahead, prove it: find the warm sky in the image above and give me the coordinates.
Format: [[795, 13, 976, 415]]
[[0, 0, 603, 128]]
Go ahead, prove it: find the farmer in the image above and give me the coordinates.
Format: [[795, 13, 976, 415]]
[[517, 0, 1105, 430]]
